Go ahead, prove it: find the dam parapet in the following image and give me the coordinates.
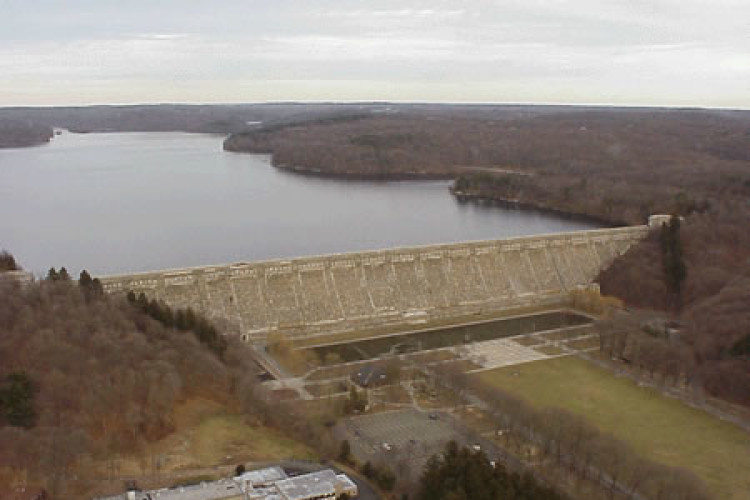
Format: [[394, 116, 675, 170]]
[[98, 225, 648, 342]]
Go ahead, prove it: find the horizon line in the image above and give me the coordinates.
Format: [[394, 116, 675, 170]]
[[2, 100, 749, 112]]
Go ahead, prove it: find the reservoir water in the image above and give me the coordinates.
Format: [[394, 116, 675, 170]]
[[0, 132, 599, 275]]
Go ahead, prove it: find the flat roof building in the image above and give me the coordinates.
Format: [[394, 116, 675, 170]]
[[272, 470, 357, 500], [236, 467, 288, 488], [97, 479, 244, 500], [95, 467, 357, 500]]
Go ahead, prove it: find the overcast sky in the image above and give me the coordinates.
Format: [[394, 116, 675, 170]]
[[1, 0, 748, 108]]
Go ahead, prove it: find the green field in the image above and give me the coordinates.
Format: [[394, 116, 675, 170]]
[[479, 357, 750, 500]]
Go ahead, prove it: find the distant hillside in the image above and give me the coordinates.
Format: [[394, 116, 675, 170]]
[[223, 108, 750, 195], [0, 119, 53, 148], [0, 103, 384, 137], [0, 102, 612, 146]]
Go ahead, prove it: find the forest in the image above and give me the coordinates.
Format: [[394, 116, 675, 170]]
[[0, 103, 380, 136], [0, 272, 261, 498], [0, 120, 53, 148]]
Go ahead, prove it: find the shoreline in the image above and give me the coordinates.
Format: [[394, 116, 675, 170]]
[[227, 144, 621, 226], [271, 161, 456, 182], [450, 190, 623, 227]]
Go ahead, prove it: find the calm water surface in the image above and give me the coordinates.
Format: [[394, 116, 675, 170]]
[[0, 132, 598, 275]]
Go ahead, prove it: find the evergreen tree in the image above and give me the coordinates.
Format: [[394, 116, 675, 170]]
[[361, 461, 373, 479], [660, 215, 687, 308], [417, 442, 567, 500], [78, 270, 104, 300], [91, 278, 104, 296], [78, 270, 93, 288], [185, 307, 197, 329], [339, 439, 352, 463], [0, 250, 19, 271], [126, 294, 227, 358], [0, 372, 38, 428], [175, 308, 188, 330], [730, 334, 750, 357]]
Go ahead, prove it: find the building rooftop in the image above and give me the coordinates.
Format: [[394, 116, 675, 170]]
[[273, 470, 339, 500], [95, 467, 356, 500], [333, 473, 357, 494], [236, 466, 288, 487], [96, 479, 243, 500]]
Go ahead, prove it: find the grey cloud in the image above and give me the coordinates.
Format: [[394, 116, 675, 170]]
[[0, 0, 748, 107]]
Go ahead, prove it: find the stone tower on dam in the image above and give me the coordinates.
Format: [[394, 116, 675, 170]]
[[99, 225, 649, 341]]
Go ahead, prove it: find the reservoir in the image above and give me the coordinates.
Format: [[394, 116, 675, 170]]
[[0, 132, 599, 275]]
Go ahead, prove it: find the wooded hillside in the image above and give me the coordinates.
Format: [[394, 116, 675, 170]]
[[0, 277, 259, 498], [0, 120, 53, 148]]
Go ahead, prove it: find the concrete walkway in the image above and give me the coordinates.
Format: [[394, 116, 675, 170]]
[[462, 326, 598, 371]]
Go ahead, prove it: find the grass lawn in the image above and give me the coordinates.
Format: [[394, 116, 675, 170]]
[[190, 413, 316, 465], [79, 399, 316, 498], [144, 399, 316, 471], [479, 357, 750, 500]]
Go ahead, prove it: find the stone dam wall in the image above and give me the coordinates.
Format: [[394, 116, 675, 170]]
[[99, 226, 648, 341]]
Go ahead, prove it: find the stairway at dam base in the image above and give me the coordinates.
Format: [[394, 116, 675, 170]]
[[99, 226, 648, 342]]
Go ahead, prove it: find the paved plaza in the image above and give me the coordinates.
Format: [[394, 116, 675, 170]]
[[461, 329, 599, 370], [462, 338, 550, 369]]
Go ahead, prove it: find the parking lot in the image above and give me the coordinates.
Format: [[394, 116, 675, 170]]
[[338, 408, 507, 475]]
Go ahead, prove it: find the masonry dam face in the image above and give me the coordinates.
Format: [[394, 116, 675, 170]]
[[99, 226, 648, 341]]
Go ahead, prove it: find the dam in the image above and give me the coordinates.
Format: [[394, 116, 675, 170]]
[[99, 225, 649, 342]]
